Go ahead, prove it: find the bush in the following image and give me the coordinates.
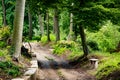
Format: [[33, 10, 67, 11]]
[[93, 52, 120, 80], [32, 36, 41, 41], [41, 34, 56, 44], [0, 26, 11, 40], [0, 61, 20, 77], [50, 34, 55, 41], [41, 35, 47, 44], [96, 65, 120, 80], [53, 47, 67, 55], [0, 41, 6, 48], [87, 21, 120, 52], [53, 40, 83, 58], [87, 40, 99, 50]]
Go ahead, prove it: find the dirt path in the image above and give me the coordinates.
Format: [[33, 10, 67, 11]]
[[28, 42, 96, 80]]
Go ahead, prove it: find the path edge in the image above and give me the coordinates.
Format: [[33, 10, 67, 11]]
[[12, 53, 38, 80]]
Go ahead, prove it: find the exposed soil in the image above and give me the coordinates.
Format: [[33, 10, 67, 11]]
[[28, 42, 96, 80]]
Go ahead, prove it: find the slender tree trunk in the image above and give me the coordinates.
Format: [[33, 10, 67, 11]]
[[28, 6, 32, 40], [38, 14, 44, 36], [74, 24, 77, 41], [67, 12, 74, 41], [46, 11, 50, 41], [53, 8, 60, 41], [2, 0, 7, 26], [79, 25, 89, 57], [12, 0, 26, 60]]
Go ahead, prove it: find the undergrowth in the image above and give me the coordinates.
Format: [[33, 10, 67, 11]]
[[0, 61, 21, 77], [52, 40, 83, 59], [0, 48, 22, 78], [89, 52, 120, 80], [41, 34, 56, 44]]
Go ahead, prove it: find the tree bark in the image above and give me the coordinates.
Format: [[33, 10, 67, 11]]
[[28, 6, 32, 40], [67, 12, 73, 41], [53, 8, 60, 41], [46, 11, 50, 41], [38, 14, 44, 36], [2, 0, 7, 26], [79, 25, 89, 57], [12, 0, 26, 60]]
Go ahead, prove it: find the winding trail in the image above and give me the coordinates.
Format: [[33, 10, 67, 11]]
[[28, 42, 96, 80]]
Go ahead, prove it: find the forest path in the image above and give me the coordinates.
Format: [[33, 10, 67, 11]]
[[28, 42, 95, 80]]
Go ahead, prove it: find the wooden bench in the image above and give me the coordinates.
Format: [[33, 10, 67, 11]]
[[89, 58, 98, 69]]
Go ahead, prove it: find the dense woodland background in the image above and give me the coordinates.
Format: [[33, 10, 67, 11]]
[[0, 0, 120, 80]]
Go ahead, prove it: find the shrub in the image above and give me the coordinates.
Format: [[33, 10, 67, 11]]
[[87, 40, 99, 50], [41, 34, 56, 44], [86, 21, 120, 52], [0, 41, 6, 48], [53, 40, 83, 58], [50, 34, 55, 41], [53, 47, 67, 55], [96, 65, 120, 80], [94, 52, 120, 80], [0, 61, 20, 77], [0, 26, 11, 40], [32, 36, 41, 41], [41, 35, 47, 44]]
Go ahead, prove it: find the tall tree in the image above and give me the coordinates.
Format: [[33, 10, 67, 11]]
[[46, 11, 50, 41], [12, 0, 26, 60], [67, 3, 74, 41], [53, 8, 60, 41], [2, 0, 7, 26], [79, 25, 89, 56], [28, 5, 32, 40], [38, 14, 44, 37]]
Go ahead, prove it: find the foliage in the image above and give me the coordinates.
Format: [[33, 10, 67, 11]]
[[41, 35, 47, 44], [53, 40, 83, 58], [91, 52, 120, 80], [50, 34, 56, 41], [32, 36, 41, 41], [0, 61, 20, 77], [87, 40, 99, 51], [86, 21, 120, 52], [53, 47, 67, 55], [59, 10, 70, 35], [0, 41, 6, 48], [0, 14, 2, 26], [69, 0, 120, 31], [0, 26, 11, 40], [0, 49, 7, 57], [41, 34, 55, 44]]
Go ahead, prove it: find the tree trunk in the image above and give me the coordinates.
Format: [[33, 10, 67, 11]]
[[53, 8, 60, 41], [12, 0, 26, 60], [28, 6, 32, 40], [38, 14, 44, 36], [46, 11, 50, 41], [74, 24, 77, 41], [67, 12, 74, 41], [2, 0, 7, 26], [79, 25, 89, 57]]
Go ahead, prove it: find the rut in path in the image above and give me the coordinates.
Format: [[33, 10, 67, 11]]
[[28, 42, 96, 80]]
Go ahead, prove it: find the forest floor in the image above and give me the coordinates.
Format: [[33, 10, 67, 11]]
[[28, 42, 96, 80]]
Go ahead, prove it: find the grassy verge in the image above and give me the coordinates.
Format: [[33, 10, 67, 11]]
[[0, 47, 31, 79], [52, 40, 120, 80], [88, 52, 120, 80]]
